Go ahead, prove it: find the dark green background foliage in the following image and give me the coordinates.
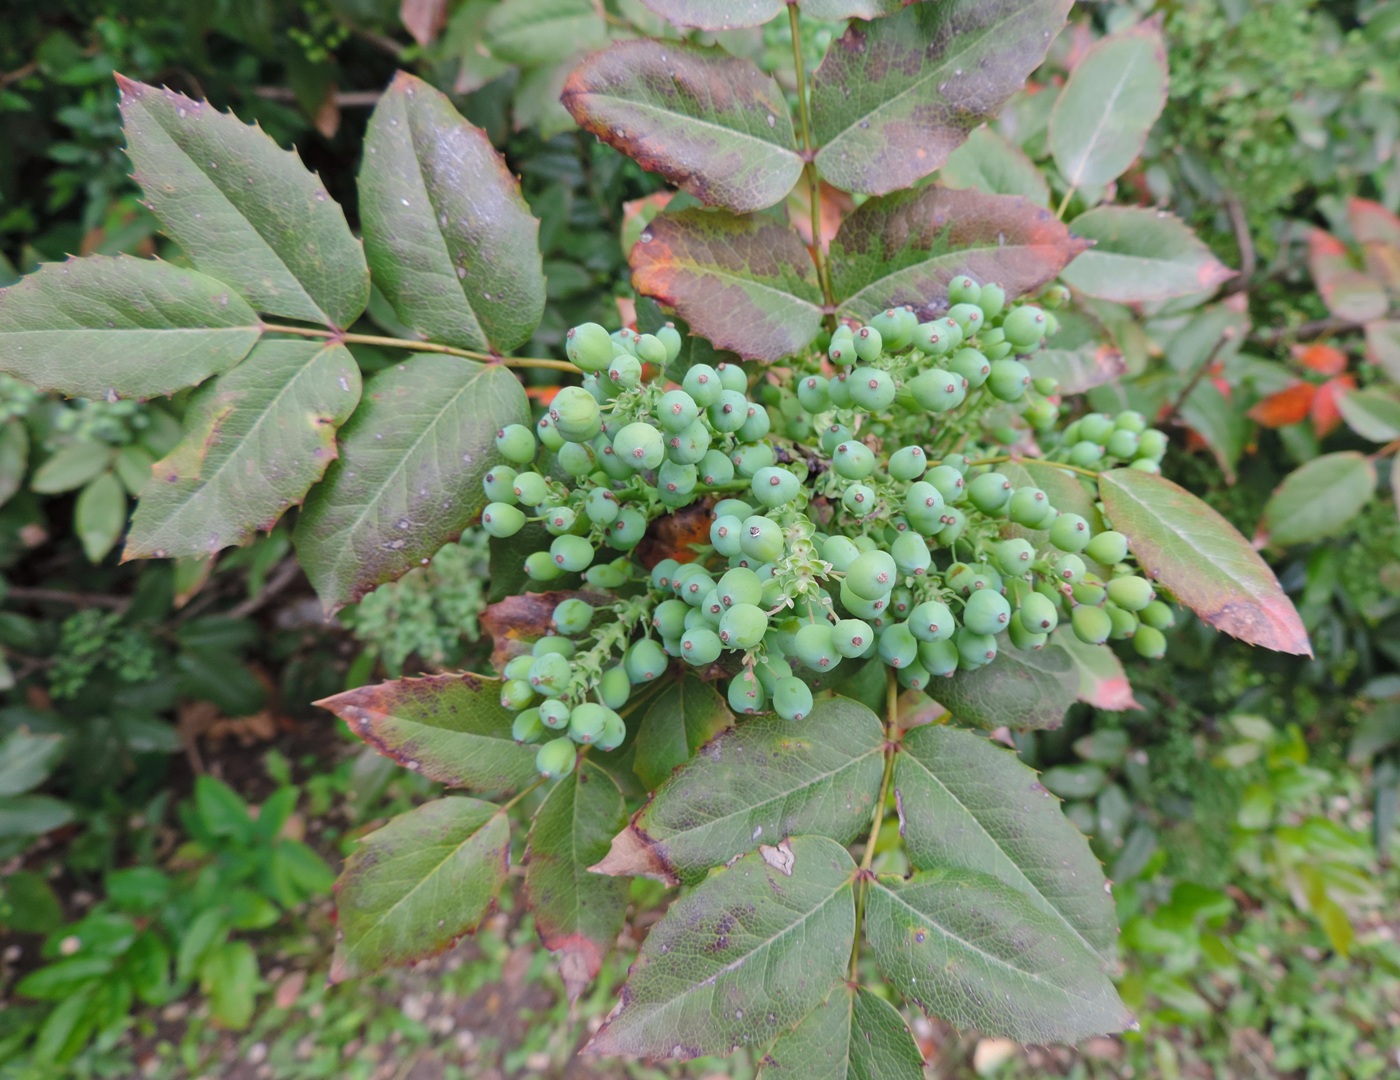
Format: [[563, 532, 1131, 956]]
[[0, 1, 1397, 1077]]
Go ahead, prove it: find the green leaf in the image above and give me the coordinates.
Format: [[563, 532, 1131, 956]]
[[1260, 452, 1378, 548], [0, 871, 64, 934], [483, 0, 607, 66], [940, 126, 1050, 206], [810, 0, 1072, 195], [1179, 377, 1247, 484], [1098, 468, 1312, 655], [125, 340, 360, 559], [1059, 207, 1234, 303], [0, 731, 64, 797], [514, 62, 578, 140], [16, 956, 116, 1001], [895, 724, 1117, 962], [630, 208, 823, 362], [563, 41, 802, 214], [634, 1, 904, 28], [117, 77, 368, 329], [523, 762, 630, 1001], [331, 797, 509, 981], [0, 256, 260, 400], [829, 187, 1087, 322], [1039, 763, 1107, 800], [199, 939, 260, 1029], [586, 836, 856, 1059], [75, 472, 126, 562], [632, 674, 733, 791], [1309, 228, 1387, 322], [1051, 629, 1141, 712], [1364, 320, 1400, 382], [1336, 385, 1400, 442], [1049, 21, 1168, 193], [0, 795, 74, 839], [866, 869, 1131, 1043], [194, 775, 254, 842], [0, 421, 26, 506], [595, 698, 884, 885], [316, 673, 540, 796], [32, 441, 113, 495], [922, 643, 1079, 730], [758, 985, 926, 1080], [293, 354, 528, 611], [360, 73, 545, 353]]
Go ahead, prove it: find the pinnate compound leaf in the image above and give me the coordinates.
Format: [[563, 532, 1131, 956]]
[[563, 42, 802, 214], [810, 0, 1072, 196], [331, 796, 509, 981], [117, 77, 367, 329], [524, 762, 630, 1001], [596, 698, 884, 885], [630, 208, 823, 362], [1260, 452, 1377, 548], [586, 836, 856, 1059], [895, 724, 1118, 963], [632, 674, 734, 791], [830, 187, 1085, 322], [483, 0, 606, 66], [125, 340, 359, 559], [923, 643, 1078, 731], [1049, 20, 1168, 192], [294, 354, 528, 612], [316, 673, 539, 795], [360, 73, 545, 353], [941, 126, 1050, 206], [0, 256, 259, 400], [1308, 228, 1388, 322], [1059, 207, 1233, 303], [758, 985, 925, 1080], [1098, 468, 1312, 656], [866, 869, 1131, 1043]]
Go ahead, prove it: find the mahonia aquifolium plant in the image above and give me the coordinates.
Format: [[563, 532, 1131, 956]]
[[483, 279, 1176, 778]]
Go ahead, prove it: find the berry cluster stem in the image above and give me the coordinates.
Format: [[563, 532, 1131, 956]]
[[849, 667, 900, 978], [788, 3, 835, 316], [261, 322, 581, 373]]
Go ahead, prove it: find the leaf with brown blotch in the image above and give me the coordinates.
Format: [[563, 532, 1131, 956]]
[[829, 187, 1086, 322], [480, 589, 613, 673], [630, 207, 824, 362], [810, 0, 1073, 196], [315, 673, 539, 795], [1098, 468, 1312, 656], [563, 41, 803, 214], [1308, 228, 1388, 322]]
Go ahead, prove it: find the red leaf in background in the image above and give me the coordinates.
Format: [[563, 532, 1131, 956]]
[[1249, 382, 1315, 429], [1308, 228, 1388, 322], [1348, 197, 1400, 247], [1312, 375, 1357, 438], [1293, 342, 1348, 376]]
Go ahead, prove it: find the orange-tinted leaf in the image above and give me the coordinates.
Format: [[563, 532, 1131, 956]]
[[1308, 228, 1388, 322], [788, 180, 854, 254], [1292, 342, 1348, 376], [1348, 197, 1400, 248], [1248, 382, 1315, 429], [1312, 375, 1356, 438]]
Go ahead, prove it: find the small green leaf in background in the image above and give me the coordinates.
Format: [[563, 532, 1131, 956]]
[[514, 62, 578, 140], [0, 870, 64, 934], [199, 939, 261, 1029], [758, 985, 926, 1080], [940, 126, 1051, 206], [895, 724, 1118, 962], [631, 674, 733, 791], [331, 797, 509, 981], [31, 441, 113, 495], [866, 869, 1131, 1043], [0, 421, 28, 506], [1099, 467, 1312, 655], [360, 73, 546, 354], [1365, 320, 1400, 382], [1049, 19, 1169, 195], [0, 256, 260, 400], [483, 0, 607, 67], [598, 699, 884, 884], [921, 642, 1079, 730], [293, 354, 528, 612], [1260, 451, 1377, 548], [523, 762, 630, 1001], [1059, 207, 1234, 303], [586, 836, 856, 1059], [564, 41, 803, 214], [630, 208, 824, 362], [75, 472, 126, 562], [0, 730, 65, 797], [125, 340, 361, 560], [1336, 385, 1400, 442], [1309, 227, 1388, 323], [1040, 763, 1108, 801], [316, 673, 540, 796], [1179, 377, 1248, 483], [830, 187, 1087, 322], [118, 76, 369, 330], [0, 795, 75, 839], [810, 0, 1073, 195], [194, 775, 254, 843]]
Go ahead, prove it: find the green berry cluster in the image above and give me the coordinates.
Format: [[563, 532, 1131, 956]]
[[482, 279, 1175, 779]]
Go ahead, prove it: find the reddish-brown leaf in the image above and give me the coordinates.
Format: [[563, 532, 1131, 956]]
[[1293, 342, 1349, 376], [1248, 382, 1315, 429], [400, 0, 448, 45], [829, 186, 1086, 321], [481, 590, 612, 673], [1312, 375, 1357, 438]]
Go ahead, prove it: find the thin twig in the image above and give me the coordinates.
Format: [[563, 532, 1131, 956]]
[[4, 586, 128, 610], [789, 4, 835, 315], [260, 323, 581, 373], [1220, 192, 1255, 297], [1161, 329, 1236, 426], [226, 559, 304, 621], [1255, 316, 1365, 347], [254, 87, 382, 107]]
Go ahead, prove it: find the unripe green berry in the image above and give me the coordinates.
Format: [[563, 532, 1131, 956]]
[[607, 352, 642, 389], [751, 466, 800, 508], [979, 283, 1006, 320], [568, 702, 610, 745], [773, 677, 813, 720], [501, 678, 534, 710], [967, 472, 1012, 514], [625, 639, 669, 683], [503, 654, 535, 682], [655, 324, 683, 362], [727, 669, 766, 713], [483, 466, 518, 504], [1071, 605, 1113, 645], [1105, 602, 1138, 640], [513, 708, 546, 743], [955, 626, 998, 667], [525, 551, 563, 582], [823, 535, 860, 571], [539, 699, 571, 731], [947, 275, 981, 306], [924, 465, 965, 503], [842, 483, 876, 515], [652, 598, 690, 639], [718, 603, 768, 649], [613, 422, 664, 470], [991, 538, 1036, 576], [1068, 440, 1104, 468], [634, 333, 668, 367], [908, 369, 967, 413], [528, 652, 572, 695], [609, 508, 647, 550], [870, 307, 916, 350], [495, 424, 536, 464], [846, 550, 898, 601], [1017, 591, 1059, 634], [680, 627, 722, 665], [962, 589, 1012, 635], [535, 736, 577, 779], [550, 534, 594, 572], [948, 348, 991, 389], [585, 488, 619, 527], [878, 621, 919, 669], [566, 322, 613, 371], [717, 363, 747, 393], [853, 325, 883, 363], [919, 637, 959, 676], [550, 386, 602, 443], [832, 618, 874, 658], [1085, 530, 1129, 566], [794, 621, 841, 671], [891, 531, 932, 577], [1055, 553, 1087, 583], [1007, 617, 1047, 651], [946, 302, 984, 335], [542, 505, 577, 536], [1105, 428, 1139, 460], [1140, 600, 1175, 631], [832, 440, 877, 480], [512, 471, 549, 507], [482, 502, 525, 538], [683, 363, 722, 406], [849, 368, 897, 411], [741, 515, 785, 562], [657, 389, 700, 433], [1049, 513, 1091, 553], [1132, 624, 1167, 659], [1137, 429, 1168, 461], [987, 359, 1030, 402], [738, 402, 771, 443], [1002, 305, 1048, 350], [888, 445, 927, 482], [1105, 575, 1154, 611]]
